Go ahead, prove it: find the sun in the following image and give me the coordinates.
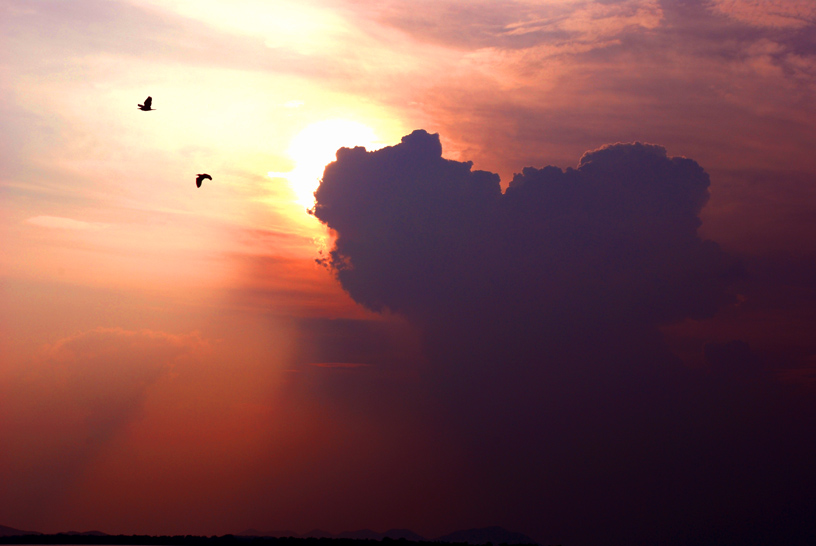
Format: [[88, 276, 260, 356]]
[[270, 119, 382, 208]]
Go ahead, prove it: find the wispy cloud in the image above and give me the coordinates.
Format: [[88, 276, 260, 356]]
[[25, 215, 108, 230], [710, 0, 816, 28]]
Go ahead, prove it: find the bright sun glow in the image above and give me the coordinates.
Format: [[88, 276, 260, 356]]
[[270, 119, 383, 208]]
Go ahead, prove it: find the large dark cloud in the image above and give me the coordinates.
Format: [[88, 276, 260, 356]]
[[312, 131, 816, 545], [315, 130, 737, 332]]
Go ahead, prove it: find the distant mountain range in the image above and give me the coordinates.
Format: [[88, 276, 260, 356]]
[[0, 526, 40, 537], [1, 524, 536, 545], [0, 527, 107, 538], [237, 526, 536, 544]]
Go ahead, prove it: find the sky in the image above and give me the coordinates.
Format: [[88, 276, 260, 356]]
[[1, 1, 816, 545]]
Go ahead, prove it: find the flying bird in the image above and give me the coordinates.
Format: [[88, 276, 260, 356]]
[[196, 174, 212, 188], [137, 96, 155, 111]]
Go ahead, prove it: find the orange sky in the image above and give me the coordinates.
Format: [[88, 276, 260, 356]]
[[2, 1, 816, 544]]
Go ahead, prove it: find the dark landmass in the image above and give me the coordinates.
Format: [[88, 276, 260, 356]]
[[0, 523, 537, 546], [300, 532, 333, 540], [0, 534, 539, 546]]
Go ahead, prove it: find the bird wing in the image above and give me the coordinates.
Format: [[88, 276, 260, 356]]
[[196, 178, 202, 188], [204, 174, 212, 180], [144, 96, 152, 108]]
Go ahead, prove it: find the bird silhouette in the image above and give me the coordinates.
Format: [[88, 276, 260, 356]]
[[196, 174, 212, 188], [138, 96, 155, 111]]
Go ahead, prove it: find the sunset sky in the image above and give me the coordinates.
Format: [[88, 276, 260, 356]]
[[2, 1, 816, 545]]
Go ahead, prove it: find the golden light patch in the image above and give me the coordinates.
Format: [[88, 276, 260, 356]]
[[270, 119, 383, 208]]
